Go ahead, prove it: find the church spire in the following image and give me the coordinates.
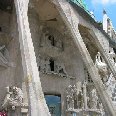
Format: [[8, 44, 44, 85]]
[[103, 9, 107, 14]]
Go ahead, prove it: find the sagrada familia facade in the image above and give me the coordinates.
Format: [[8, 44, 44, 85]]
[[0, 0, 116, 116]]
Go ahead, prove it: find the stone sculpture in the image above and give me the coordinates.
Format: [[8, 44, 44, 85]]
[[38, 56, 67, 77], [66, 85, 77, 110], [95, 49, 116, 109], [77, 90, 83, 109], [66, 83, 84, 110], [57, 63, 67, 77], [2, 86, 23, 110], [109, 47, 115, 63], [40, 28, 63, 50], [89, 89, 98, 109], [66, 82, 105, 115], [95, 52, 109, 82]]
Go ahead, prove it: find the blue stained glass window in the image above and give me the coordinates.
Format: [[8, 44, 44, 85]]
[[45, 95, 61, 116]]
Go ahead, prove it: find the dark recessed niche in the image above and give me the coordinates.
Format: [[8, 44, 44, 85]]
[[0, 0, 13, 13], [113, 48, 116, 54], [48, 35, 55, 46], [46, 18, 57, 22], [0, 27, 2, 32], [49, 58, 55, 71]]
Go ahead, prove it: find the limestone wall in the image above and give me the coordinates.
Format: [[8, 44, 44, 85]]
[[28, 8, 85, 116]]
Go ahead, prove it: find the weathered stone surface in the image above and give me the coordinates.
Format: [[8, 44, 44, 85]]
[[54, 0, 116, 115], [0, 0, 115, 116]]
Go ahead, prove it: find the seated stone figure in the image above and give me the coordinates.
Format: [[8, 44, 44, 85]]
[[2, 86, 23, 109]]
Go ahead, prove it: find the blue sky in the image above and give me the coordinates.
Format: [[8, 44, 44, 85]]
[[85, 0, 116, 29]]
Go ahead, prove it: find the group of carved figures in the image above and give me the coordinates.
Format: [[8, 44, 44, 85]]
[[38, 55, 67, 77], [65, 48, 115, 115], [95, 48, 116, 82], [2, 86, 23, 110], [95, 48, 116, 103], [66, 83, 103, 111]]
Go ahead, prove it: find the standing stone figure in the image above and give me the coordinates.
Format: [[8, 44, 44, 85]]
[[89, 89, 98, 109], [77, 90, 83, 109], [66, 83, 84, 110], [57, 64, 67, 77], [76, 82, 83, 109], [99, 103, 104, 116], [66, 85, 76, 110]]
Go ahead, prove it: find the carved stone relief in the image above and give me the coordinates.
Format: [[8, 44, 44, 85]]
[[95, 49, 116, 106], [89, 89, 98, 109], [2, 86, 23, 110], [66, 82, 104, 115], [66, 83, 83, 110], [95, 52, 109, 82], [38, 55, 67, 77], [66, 85, 78, 110], [40, 27, 64, 51]]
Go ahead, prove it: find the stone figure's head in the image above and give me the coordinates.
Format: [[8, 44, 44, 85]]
[[6, 86, 10, 92]]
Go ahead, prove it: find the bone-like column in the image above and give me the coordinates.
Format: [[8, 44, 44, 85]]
[[54, 0, 116, 115], [14, 0, 50, 116]]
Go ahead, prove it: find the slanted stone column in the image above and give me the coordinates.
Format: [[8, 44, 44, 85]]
[[54, 0, 116, 115], [14, 0, 50, 116]]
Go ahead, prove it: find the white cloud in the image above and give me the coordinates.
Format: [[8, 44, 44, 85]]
[[92, 0, 116, 5]]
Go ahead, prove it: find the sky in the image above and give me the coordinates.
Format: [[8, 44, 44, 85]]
[[85, 0, 116, 29]]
